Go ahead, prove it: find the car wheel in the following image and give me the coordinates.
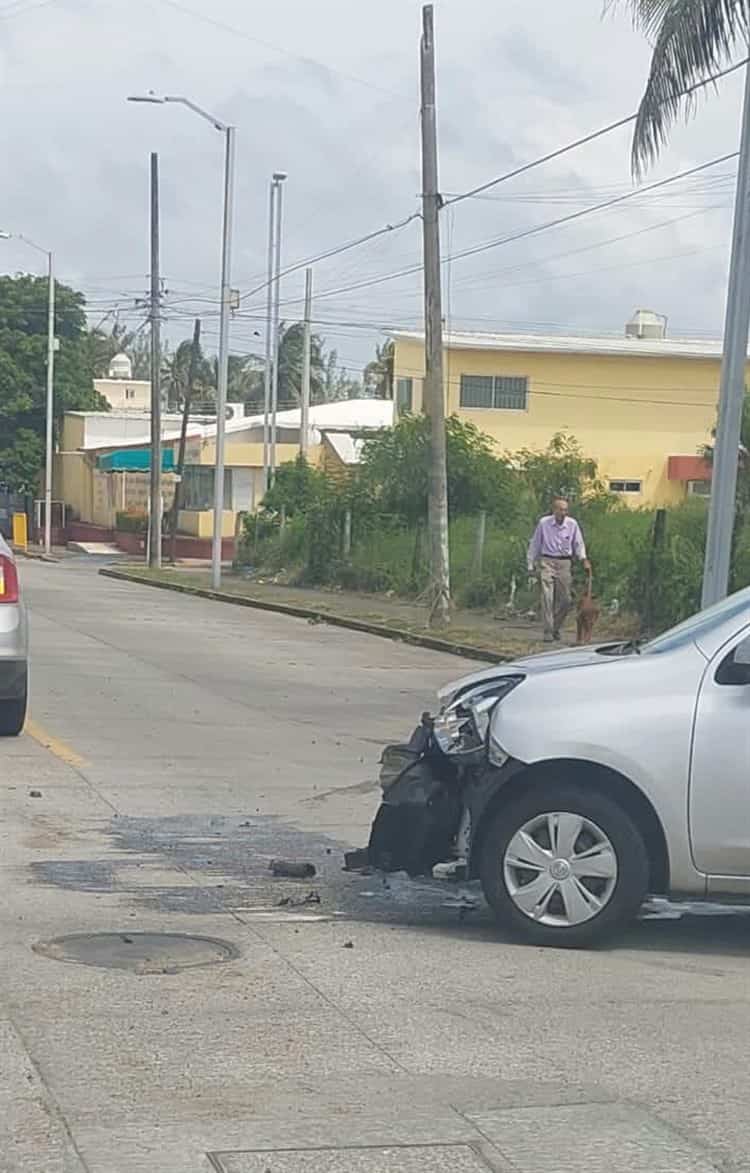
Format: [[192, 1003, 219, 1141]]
[[479, 781, 649, 947], [0, 685, 27, 737]]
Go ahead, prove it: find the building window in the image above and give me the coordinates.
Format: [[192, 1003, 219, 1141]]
[[182, 466, 233, 510], [609, 479, 642, 494], [125, 388, 136, 400], [395, 377, 413, 414], [687, 479, 711, 497], [460, 374, 528, 410]]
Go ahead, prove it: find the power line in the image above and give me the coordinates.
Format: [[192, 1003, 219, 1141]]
[[238, 212, 421, 304], [443, 58, 748, 209], [265, 151, 738, 307]]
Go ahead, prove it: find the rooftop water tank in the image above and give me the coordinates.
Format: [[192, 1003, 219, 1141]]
[[625, 309, 667, 340], [108, 352, 133, 380]]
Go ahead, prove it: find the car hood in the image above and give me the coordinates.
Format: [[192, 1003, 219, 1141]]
[[437, 642, 633, 706]]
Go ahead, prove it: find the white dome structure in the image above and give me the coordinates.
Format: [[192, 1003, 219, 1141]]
[[108, 352, 133, 380]]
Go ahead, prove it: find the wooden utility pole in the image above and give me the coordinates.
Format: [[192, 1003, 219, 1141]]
[[168, 318, 201, 563], [148, 151, 162, 568], [300, 267, 313, 457], [420, 4, 450, 625]]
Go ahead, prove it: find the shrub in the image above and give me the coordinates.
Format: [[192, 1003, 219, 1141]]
[[116, 510, 147, 533]]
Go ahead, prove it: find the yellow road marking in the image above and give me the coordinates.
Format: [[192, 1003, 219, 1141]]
[[24, 719, 88, 770]]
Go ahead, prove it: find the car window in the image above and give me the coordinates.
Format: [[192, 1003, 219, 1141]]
[[642, 587, 750, 655]]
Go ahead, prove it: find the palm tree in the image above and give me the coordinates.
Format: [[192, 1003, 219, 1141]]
[[610, 1, 749, 175]]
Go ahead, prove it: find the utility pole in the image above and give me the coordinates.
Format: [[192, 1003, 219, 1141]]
[[211, 123, 236, 589], [169, 318, 201, 563], [43, 249, 55, 557], [300, 267, 313, 457], [270, 172, 287, 480], [420, 3, 450, 626], [702, 61, 750, 608], [149, 151, 162, 569], [262, 179, 277, 491]]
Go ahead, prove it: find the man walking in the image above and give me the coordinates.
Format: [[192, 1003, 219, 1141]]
[[528, 497, 591, 642]]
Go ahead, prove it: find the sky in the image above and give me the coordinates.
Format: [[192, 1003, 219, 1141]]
[[0, 0, 745, 381]]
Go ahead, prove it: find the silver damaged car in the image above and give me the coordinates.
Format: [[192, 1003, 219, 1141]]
[[366, 586, 750, 946]]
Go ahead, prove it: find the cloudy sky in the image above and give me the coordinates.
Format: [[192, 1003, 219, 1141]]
[[0, 0, 745, 378]]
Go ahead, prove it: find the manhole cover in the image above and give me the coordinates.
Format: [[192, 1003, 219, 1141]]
[[33, 932, 238, 974]]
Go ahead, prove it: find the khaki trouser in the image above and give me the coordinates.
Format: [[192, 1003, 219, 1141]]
[[540, 556, 572, 638]]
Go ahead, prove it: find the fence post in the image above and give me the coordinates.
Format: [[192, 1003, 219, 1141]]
[[280, 504, 287, 533], [472, 510, 487, 576], [343, 508, 352, 557], [644, 508, 667, 633]]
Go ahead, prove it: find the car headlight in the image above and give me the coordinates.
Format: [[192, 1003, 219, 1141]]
[[433, 676, 524, 756]]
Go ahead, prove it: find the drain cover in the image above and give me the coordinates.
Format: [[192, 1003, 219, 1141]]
[[33, 932, 238, 974]]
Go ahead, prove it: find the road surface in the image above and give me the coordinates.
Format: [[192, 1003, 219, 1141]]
[[2, 557, 750, 1172]]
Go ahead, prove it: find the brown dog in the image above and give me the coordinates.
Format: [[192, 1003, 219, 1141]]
[[576, 567, 599, 645]]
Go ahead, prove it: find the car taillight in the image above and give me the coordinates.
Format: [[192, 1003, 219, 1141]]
[[0, 555, 19, 603]]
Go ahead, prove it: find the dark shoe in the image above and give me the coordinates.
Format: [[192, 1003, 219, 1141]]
[[543, 633, 555, 643]]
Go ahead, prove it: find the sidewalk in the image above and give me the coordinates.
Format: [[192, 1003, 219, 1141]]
[[100, 564, 634, 660]]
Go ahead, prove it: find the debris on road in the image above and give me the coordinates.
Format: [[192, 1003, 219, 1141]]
[[343, 940, 354, 949], [277, 891, 321, 908], [270, 859, 317, 879], [28, 790, 42, 798]]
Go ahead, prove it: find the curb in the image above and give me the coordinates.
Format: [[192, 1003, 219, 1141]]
[[98, 567, 506, 664]]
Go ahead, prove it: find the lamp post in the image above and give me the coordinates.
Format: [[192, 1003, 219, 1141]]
[[0, 231, 55, 555], [128, 93, 236, 589]]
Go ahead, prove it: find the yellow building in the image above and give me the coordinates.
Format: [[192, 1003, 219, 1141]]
[[391, 312, 735, 506]]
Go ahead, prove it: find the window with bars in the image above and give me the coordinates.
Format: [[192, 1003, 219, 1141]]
[[395, 377, 413, 414], [609, 479, 642, 494], [459, 374, 528, 410]]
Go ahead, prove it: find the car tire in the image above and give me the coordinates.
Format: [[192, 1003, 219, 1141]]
[[479, 780, 649, 948], [0, 683, 27, 738]]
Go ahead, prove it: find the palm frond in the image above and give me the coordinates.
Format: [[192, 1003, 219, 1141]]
[[607, 0, 748, 176]]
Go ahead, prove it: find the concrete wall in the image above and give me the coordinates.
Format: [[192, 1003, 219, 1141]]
[[177, 509, 236, 538], [393, 337, 731, 507]]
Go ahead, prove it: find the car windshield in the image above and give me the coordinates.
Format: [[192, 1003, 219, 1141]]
[[641, 586, 750, 655]]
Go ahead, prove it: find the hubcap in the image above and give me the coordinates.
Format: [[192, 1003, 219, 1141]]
[[503, 811, 618, 928]]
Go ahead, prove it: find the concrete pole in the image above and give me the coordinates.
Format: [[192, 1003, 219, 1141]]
[[702, 61, 750, 608], [262, 179, 277, 492], [300, 267, 313, 457], [420, 4, 450, 626], [211, 124, 236, 590], [149, 152, 162, 570], [270, 173, 286, 481], [43, 250, 55, 556]]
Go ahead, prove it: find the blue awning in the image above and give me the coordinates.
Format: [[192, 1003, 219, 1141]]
[[97, 449, 175, 472]]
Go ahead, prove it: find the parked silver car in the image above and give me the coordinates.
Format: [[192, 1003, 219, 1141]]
[[0, 534, 28, 736], [367, 586, 750, 946]]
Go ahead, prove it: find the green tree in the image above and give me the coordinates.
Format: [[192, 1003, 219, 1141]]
[[0, 275, 106, 489], [357, 414, 516, 525], [609, 0, 747, 175], [514, 433, 606, 515], [363, 340, 394, 398], [163, 336, 214, 409]]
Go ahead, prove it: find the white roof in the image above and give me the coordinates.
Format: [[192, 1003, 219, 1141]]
[[390, 329, 729, 361], [67, 398, 394, 453], [237, 397, 394, 434]]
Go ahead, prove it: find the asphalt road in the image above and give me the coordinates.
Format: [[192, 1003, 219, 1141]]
[[2, 558, 750, 1172]]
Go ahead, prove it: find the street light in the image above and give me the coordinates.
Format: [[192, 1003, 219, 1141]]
[[128, 92, 236, 590], [262, 171, 287, 490], [0, 230, 55, 556]]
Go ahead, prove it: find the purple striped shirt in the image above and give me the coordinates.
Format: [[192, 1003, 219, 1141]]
[[528, 515, 586, 569]]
